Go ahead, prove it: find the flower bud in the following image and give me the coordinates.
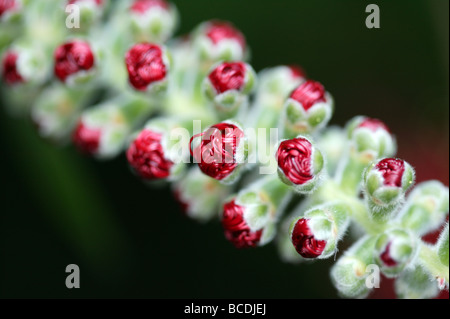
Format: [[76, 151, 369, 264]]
[[2, 44, 50, 85], [281, 80, 334, 138], [54, 40, 96, 86], [66, 0, 105, 32], [127, 117, 186, 182], [0, 0, 22, 22], [346, 116, 396, 162], [203, 61, 256, 120], [289, 202, 350, 259], [128, 0, 178, 43], [395, 265, 440, 299], [363, 158, 415, 216], [193, 20, 247, 62], [330, 236, 377, 298], [397, 181, 449, 236], [221, 177, 289, 248], [125, 42, 170, 93], [173, 167, 229, 222], [73, 94, 150, 159], [277, 213, 305, 264], [374, 229, 418, 277], [31, 84, 92, 142], [250, 65, 306, 130], [276, 136, 324, 194], [190, 120, 248, 184]]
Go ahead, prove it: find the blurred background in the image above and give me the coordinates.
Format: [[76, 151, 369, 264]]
[[0, 0, 448, 298]]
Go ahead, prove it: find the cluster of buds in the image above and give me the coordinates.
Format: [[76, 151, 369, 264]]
[[1, 0, 448, 299]]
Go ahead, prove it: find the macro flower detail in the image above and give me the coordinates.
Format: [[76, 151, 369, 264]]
[[290, 80, 326, 112], [54, 41, 95, 84], [190, 122, 246, 183], [374, 229, 418, 277], [222, 200, 263, 248], [127, 129, 173, 180], [290, 218, 326, 258], [125, 43, 169, 92], [68, 0, 103, 6], [363, 158, 415, 218], [129, 0, 178, 43], [375, 158, 405, 187], [357, 117, 391, 133], [208, 62, 245, 94], [276, 136, 324, 193], [1, 51, 23, 85], [72, 121, 101, 155], [282, 80, 333, 137], [203, 61, 256, 120], [194, 20, 247, 62]]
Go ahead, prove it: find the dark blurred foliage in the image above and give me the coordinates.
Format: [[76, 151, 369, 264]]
[[0, 0, 448, 298]]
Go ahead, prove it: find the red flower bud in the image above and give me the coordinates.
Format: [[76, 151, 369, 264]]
[[291, 218, 326, 258], [190, 123, 244, 181], [54, 41, 95, 83], [130, 0, 168, 14], [208, 62, 245, 94], [380, 242, 397, 267], [127, 129, 173, 180], [222, 200, 262, 248], [1, 51, 24, 85], [277, 137, 314, 185], [358, 117, 391, 133], [290, 80, 326, 111], [206, 21, 246, 50], [125, 43, 167, 91], [375, 158, 405, 187], [0, 0, 16, 17], [72, 121, 101, 155]]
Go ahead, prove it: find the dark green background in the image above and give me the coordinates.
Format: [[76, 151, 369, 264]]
[[0, 0, 448, 298]]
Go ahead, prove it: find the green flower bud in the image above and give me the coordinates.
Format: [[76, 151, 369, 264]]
[[173, 167, 230, 223], [374, 229, 418, 278], [395, 265, 440, 299], [330, 236, 377, 298], [397, 181, 449, 236]]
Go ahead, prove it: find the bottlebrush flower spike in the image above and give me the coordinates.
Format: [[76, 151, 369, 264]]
[[281, 80, 334, 138], [127, 118, 186, 182], [289, 203, 350, 259], [374, 229, 418, 277], [129, 0, 178, 43], [276, 136, 324, 194], [190, 121, 248, 185], [125, 42, 170, 93], [194, 20, 247, 62], [346, 116, 397, 162], [203, 61, 256, 120], [363, 158, 415, 217], [54, 40, 96, 86], [397, 180, 449, 236], [221, 177, 289, 248], [173, 167, 229, 222]]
